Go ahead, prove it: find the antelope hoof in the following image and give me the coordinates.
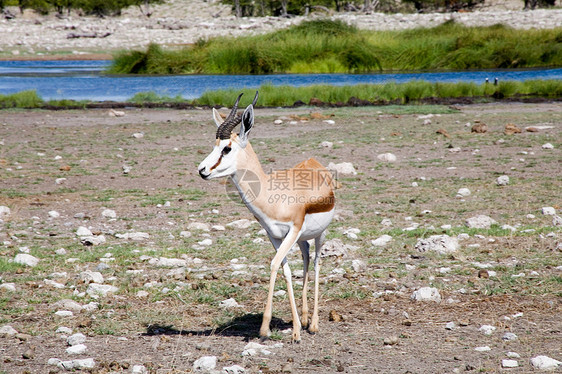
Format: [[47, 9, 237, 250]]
[[292, 331, 301, 343], [259, 327, 271, 339]]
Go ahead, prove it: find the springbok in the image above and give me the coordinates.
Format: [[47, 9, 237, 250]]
[[197, 92, 336, 342]]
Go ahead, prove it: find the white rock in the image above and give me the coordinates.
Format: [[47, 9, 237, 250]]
[[80, 235, 106, 246], [55, 310, 73, 317], [457, 188, 471, 197], [0, 325, 18, 337], [211, 225, 225, 231], [380, 218, 392, 227], [541, 143, 554, 149], [327, 161, 357, 175], [371, 234, 393, 247], [55, 248, 67, 255], [507, 352, 521, 359], [180, 231, 192, 238], [101, 209, 116, 218], [415, 235, 459, 254], [132, 132, 144, 138], [530, 356, 561, 370], [76, 226, 93, 236], [115, 232, 150, 241], [72, 358, 96, 369], [465, 215, 497, 229], [0, 206, 11, 218], [56, 326, 73, 335], [66, 344, 87, 355], [48, 210, 60, 218], [220, 298, 241, 308], [377, 153, 397, 162], [222, 364, 246, 374], [67, 333, 86, 346], [445, 322, 456, 330], [198, 238, 213, 246], [502, 332, 518, 341], [48, 358, 62, 366], [0, 283, 16, 292], [226, 219, 254, 229], [14, 253, 39, 267], [542, 207, 556, 216], [320, 141, 333, 148], [193, 356, 217, 372], [132, 365, 148, 374], [187, 222, 210, 231], [496, 175, 510, 186], [149, 257, 187, 267], [502, 359, 518, 368], [86, 284, 118, 297], [55, 177, 67, 184], [274, 290, 286, 297], [80, 271, 104, 284], [44, 279, 65, 289], [109, 109, 125, 117], [474, 346, 492, 352], [352, 259, 367, 273], [553, 215, 562, 226], [411, 287, 441, 303], [323, 119, 336, 125], [479, 324, 496, 335], [320, 238, 348, 258]]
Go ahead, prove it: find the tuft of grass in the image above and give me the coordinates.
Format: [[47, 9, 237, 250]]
[[0, 90, 43, 108], [110, 20, 562, 75]]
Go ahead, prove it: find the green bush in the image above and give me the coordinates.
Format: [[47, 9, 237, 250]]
[[0, 90, 43, 108]]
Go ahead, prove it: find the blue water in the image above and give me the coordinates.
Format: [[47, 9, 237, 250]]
[[0, 60, 561, 102]]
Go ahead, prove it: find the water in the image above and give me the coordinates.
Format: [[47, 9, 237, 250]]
[[0, 60, 561, 102]]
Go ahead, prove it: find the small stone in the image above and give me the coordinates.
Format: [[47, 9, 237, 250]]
[[530, 356, 561, 370], [502, 332, 518, 341], [86, 283, 118, 297], [132, 132, 144, 138], [222, 364, 246, 374], [496, 175, 510, 186], [507, 352, 520, 358], [327, 161, 357, 175], [320, 141, 333, 148], [101, 209, 116, 218], [0, 206, 11, 218], [226, 219, 254, 229], [66, 344, 87, 355], [198, 238, 213, 246], [371, 234, 393, 247], [352, 259, 367, 273], [79, 270, 104, 284], [180, 231, 192, 238], [76, 226, 93, 237], [411, 287, 441, 303], [465, 215, 497, 229], [115, 232, 149, 241], [541, 143, 554, 149], [445, 322, 456, 330], [415, 235, 458, 254], [479, 325, 496, 335], [377, 153, 397, 162], [383, 336, 399, 345], [67, 333, 86, 346], [0, 283, 16, 292], [457, 188, 471, 197], [56, 326, 72, 335], [72, 358, 95, 369], [14, 253, 39, 267], [193, 356, 217, 372], [502, 359, 518, 368], [48, 210, 60, 218], [474, 346, 491, 352], [187, 222, 210, 231], [0, 325, 18, 337], [54, 310, 73, 317], [542, 207, 556, 216], [132, 365, 148, 374], [219, 298, 241, 308]]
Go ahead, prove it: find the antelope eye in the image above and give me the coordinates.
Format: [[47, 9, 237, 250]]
[[222, 146, 232, 155]]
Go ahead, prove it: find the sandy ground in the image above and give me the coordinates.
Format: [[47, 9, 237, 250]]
[[0, 102, 560, 373]]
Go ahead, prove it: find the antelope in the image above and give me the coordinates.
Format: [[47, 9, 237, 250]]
[[197, 92, 336, 342]]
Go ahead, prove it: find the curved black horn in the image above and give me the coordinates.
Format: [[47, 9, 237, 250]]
[[251, 91, 259, 107], [216, 93, 244, 139]]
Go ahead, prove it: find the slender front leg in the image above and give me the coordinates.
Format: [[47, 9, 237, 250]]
[[261, 226, 303, 341], [298, 241, 310, 329], [309, 234, 324, 333]]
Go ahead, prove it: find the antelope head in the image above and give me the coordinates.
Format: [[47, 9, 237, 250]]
[[198, 92, 258, 180]]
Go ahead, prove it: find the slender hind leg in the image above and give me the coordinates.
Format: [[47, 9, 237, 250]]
[[309, 232, 325, 333], [298, 241, 310, 329], [262, 228, 303, 341]]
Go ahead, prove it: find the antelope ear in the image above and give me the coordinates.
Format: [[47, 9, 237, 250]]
[[239, 104, 254, 145], [212, 108, 223, 128]]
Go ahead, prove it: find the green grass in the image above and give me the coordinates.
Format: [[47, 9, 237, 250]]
[[109, 20, 562, 75]]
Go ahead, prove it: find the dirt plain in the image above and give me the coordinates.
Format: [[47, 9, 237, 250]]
[[0, 102, 561, 373]]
